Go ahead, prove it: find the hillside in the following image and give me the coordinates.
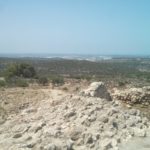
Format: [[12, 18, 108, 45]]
[[0, 81, 150, 150]]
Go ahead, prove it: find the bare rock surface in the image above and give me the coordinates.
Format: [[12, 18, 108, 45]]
[[0, 83, 150, 150]]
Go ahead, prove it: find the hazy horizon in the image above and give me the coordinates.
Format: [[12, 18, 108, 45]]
[[0, 53, 150, 57], [0, 0, 150, 55]]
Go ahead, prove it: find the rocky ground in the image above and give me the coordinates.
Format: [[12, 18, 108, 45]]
[[0, 82, 150, 150], [113, 86, 150, 105]]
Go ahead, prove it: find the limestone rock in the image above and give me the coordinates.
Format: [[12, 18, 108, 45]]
[[113, 86, 150, 104], [66, 139, 74, 150], [82, 82, 112, 100], [44, 143, 57, 150], [133, 128, 146, 137], [68, 126, 83, 141], [101, 139, 112, 150]]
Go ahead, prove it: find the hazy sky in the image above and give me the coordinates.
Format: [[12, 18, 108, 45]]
[[0, 0, 150, 55]]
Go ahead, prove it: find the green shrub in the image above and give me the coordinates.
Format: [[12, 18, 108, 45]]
[[118, 81, 126, 87], [75, 87, 79, 91], [62, 87, 68, 91], [5, 63, 36, 79], [5, 76, 17, 86], [5, 64, 18, 79], [70, 75, 92, 81], [51, 76, 64, 85], [38, 77, 49, 86], [15, 79, 28, 87], [71, 75, 82, 80], [0, 80, 6, 87], [6, 77, 28, 87], [19, 63, 36, 78]]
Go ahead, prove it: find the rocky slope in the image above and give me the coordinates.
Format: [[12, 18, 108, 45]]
[[0, 82, 150, 150]]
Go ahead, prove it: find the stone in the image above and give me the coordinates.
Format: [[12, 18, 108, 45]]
[[112, 121, 118, 129], [25, 136, 32, 141], [66, 139, 74, 150], [30, 122, 46, 133], [127, 119, 136, 127], [84, 133, 93, 144], [26, 142, 36, 148], [82, 118, 91, 127], [82, 82, 112, 100], [129, 109, 137, 115], [13, 133, 22, 138], [88, 115, 97, 122], [134, 128, 146, 137], [68, 126, 82, 141], [108, 108, 118, 116], [65, 111, 76, 118], [119, 124, 126, 129], [101, 139, 112, 150], [45, 143, 57, 150], [142, 117, 148, 125], [126, 104, 132, 109], [111, 139, 118, 147], [100, 115, 109, 123], [104, 131, 116, 138], [25, 108, 37, 114]]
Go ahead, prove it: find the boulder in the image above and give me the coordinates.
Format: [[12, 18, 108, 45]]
[[67, 126, 83, 141], [82, 82, 112, 101]]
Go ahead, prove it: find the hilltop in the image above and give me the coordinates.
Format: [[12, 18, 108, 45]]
[[0, 81, 150, 150]]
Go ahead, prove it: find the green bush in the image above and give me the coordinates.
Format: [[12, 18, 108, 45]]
[[5, 64, 18, 79], [62, 87, 68, 91], [38, 77, 49, 86], [5, 76, 17, 86], [15, 79, 28, 87], [19, 63, 36, 78], [118, 81, 126, 87], [0, 80, 6, 87], [6, 77, 28, 87], [70, 75, 92, 81], [5, 63, 36, 79], [51, 76, 64, 85]]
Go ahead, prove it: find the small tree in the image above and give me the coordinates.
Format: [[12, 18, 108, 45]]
[[5, 63, 36, 79], [19, 63, 36, 78], [5, 64, 18, 79]]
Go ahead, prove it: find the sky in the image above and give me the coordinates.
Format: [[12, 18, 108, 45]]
[[0, 0, 150, 55]]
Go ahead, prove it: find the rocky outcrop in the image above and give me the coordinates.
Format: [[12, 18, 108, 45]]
[[0, 84, 150, 150], [113, 86, 150, 105], [81, 82, 112, 100]]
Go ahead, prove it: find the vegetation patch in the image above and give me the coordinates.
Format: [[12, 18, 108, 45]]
[[51, 76, 64, 86], [5, 63, 36, 79], [0, 80, 6, 87], [38, 76, 49, 86]]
